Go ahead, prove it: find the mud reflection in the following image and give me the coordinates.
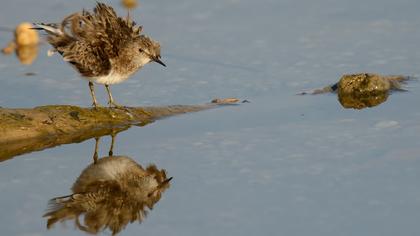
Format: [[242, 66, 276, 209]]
[[44, 133, 172, 235], [0, 125, 132, 162]]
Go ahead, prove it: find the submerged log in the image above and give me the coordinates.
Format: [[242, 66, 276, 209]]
[[0, 99, 240, 161]]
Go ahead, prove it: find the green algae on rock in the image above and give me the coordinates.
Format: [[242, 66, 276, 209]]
[[337, 73, 407, 94]]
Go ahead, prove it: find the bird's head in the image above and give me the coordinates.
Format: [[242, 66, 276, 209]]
[[135, 35, 166, 67]]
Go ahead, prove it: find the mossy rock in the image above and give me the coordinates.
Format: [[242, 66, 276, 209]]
[[335, 73, 408, 109]]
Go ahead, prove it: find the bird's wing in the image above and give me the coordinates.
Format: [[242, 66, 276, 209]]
[[70, 2, 142, 58], [35, 17, 112, 77], [61, 40, 112, 77], [35, 3, 142, 77], [92, 2, 143, 52]]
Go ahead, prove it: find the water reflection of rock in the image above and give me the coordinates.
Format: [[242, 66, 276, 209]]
[[44, 134, 172, 235], [1, 22, 39, 65], [300, 73, 410, 109]]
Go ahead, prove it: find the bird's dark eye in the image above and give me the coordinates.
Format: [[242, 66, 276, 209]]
[[139, 48, 144, 53]]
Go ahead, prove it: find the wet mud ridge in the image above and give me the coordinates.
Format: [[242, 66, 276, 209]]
[[0, 98, 242, 161]]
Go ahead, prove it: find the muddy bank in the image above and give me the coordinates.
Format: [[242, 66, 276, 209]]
[[0, 99, 240, 161]]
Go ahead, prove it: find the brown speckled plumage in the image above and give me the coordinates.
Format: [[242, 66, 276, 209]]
[[43, 156, 171, 235], [34, 2, 165, 107]]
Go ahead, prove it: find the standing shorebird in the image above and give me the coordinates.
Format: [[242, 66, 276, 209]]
[[34, 2, 165, 108]]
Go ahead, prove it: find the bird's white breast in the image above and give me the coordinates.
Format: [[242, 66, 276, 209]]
[[87, 70, 130, 85]]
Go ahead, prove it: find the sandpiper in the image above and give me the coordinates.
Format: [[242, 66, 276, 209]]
[[34, 2, 165, 108], [44, 135, 172, 235]]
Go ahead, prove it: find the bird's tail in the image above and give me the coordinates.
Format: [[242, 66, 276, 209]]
[[32, 23, 63, 36]]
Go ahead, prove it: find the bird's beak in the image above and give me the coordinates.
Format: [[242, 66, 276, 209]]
[[162, 177, 173, 185], [158, 177, 173, 188], [153, 57, 166, 67]]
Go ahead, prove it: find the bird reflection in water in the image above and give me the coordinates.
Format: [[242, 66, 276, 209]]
[[43, 133, 172, 235]]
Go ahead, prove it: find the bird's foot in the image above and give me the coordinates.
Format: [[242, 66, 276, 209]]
[[108, 101, 132, 113], [108, 100, 124, 108], [91, 102, 102, 110]]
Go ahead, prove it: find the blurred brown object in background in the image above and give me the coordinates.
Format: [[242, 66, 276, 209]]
[[15, 22, 39, 46], [16, 44, 38, 65], [121, 0, 138, 9], [1, 41, 16, 54], [1, 22, 39, 64]]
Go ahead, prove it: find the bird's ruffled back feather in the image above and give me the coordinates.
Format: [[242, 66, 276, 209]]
[[36, 2, 143, 77]]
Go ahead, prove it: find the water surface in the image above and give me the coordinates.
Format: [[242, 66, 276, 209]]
[[1, 0, 419, 235]]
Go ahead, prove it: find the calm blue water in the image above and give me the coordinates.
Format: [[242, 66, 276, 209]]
[[1, 0, 419, 235]]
